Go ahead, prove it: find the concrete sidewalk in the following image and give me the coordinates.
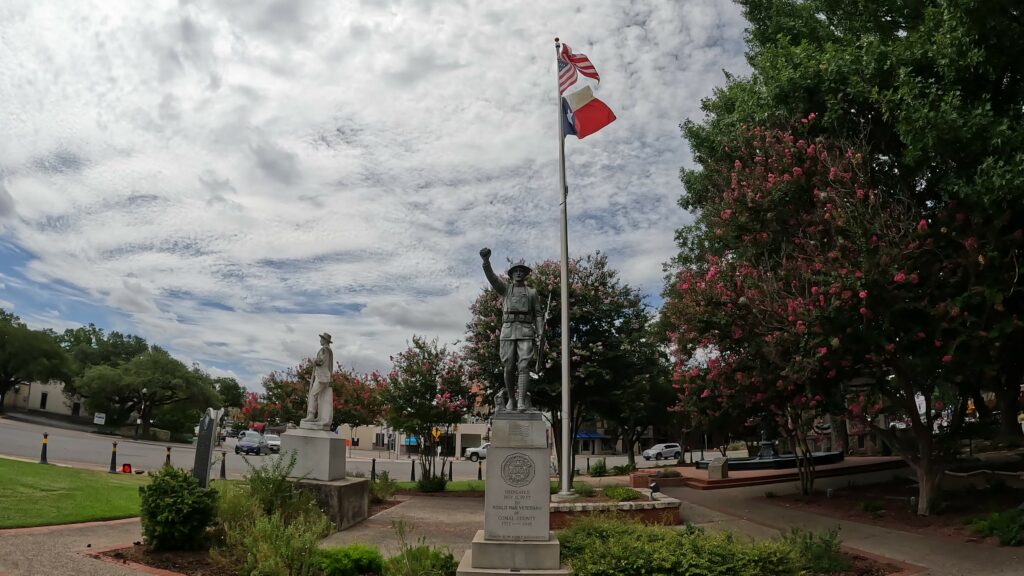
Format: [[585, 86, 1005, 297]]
[[664, 472, 1024, 576], [0, 519, 145, 576]]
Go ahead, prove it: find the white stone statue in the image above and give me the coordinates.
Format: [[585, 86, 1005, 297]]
[[300, 332, 334, 430]]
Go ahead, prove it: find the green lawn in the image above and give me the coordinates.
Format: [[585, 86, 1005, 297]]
[[0, 457, 150, 528]]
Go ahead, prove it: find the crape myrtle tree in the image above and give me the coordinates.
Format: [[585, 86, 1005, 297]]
[[685, 0, 1024, 439], [256, 360, 384, 430], [666, 117, 1011, 512], [0, 310, 71, 412], [375, 336, 474, 480], [464, 254, 664, 479]]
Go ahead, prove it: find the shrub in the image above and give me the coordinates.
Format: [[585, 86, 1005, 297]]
[[780, 528, 849, 573], [602, 486, 642, 502], [967, 509, 1024, 546], [656, 469, 682, 478], [558, 517, 801, 576], [416, 475, 448, 493], [859, 500, 885, 517], [589, 459, 608, 477], [384, 521, 457, 576], [213, 451, 334, 576], [610, 463, 637, 476], [319, 543, 385, 576], [574, 482, 596, 497], [139, 466, 218, 551], [226, 510, 332, 576], [370, 471, 400, 503]]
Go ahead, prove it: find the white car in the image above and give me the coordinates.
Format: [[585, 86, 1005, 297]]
[[464, 443, 490, 462], [642, 443, 682, 461], [264, 434, 281, 453]]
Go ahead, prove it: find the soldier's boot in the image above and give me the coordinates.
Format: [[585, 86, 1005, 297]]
[[494, 389, 507, 413], [504, 370, 518, 411], [516, 372, 533, 411]]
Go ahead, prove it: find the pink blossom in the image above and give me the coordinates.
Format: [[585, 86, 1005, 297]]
[[859, 307, 869, 316], [792, 167, 803, 176], [916, 219, 928, 232], [720, 209, 733, 220], [817, 346, 828, 356], [858, 290, 868, 299], [700, 389, 711, 399], [942, 355, 953, 363], [893, 271, 907, 283], [909, 273, 919, 284]]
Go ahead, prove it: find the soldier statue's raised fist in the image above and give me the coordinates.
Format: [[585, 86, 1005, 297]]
[[479, 247, 492, 260]]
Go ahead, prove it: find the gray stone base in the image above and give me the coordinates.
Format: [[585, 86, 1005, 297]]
[[469, 530, 560, 570], [457, 551, 571, 576], [296, 477, 368, 531], [281, 428, 346, 481]]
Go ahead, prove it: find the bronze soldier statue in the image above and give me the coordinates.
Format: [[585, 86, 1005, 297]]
[[480, 247, 542, 412]]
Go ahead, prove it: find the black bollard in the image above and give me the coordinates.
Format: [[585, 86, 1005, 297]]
[[164, 446, 171, 467], [371, 458, 377, 482], [219, 451, 227, 480], [586, 457, 590, 474], [477, 459, 482, 480], [410, 459, 416, 482], [109, 441, 118, 473], [448, 460, 453, 481], [39, 432, 49, 465]]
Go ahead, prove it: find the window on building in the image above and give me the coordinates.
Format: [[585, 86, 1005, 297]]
[[40, 392, 48, 410]]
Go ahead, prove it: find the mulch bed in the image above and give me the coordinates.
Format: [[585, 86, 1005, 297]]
[[830, 552, 901, 576], [771, 476, 1023, 544], [369, 498, 403, 516], [101, 544, 233, 576]]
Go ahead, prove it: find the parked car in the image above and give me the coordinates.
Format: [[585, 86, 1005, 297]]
[[235, 434, 268, 455], [464, 443, 490, 462], [264, 434, 281, 453], [642, 443, 681, 461], [238, 430, 261, 441]]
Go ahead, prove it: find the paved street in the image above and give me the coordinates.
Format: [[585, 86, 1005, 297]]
[[0, 415, 716, 480]]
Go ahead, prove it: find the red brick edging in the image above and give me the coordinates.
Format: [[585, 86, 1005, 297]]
[[82, 544, 187, 576]]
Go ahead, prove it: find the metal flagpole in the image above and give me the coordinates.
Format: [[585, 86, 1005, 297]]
[[554, 37, 572, 495]]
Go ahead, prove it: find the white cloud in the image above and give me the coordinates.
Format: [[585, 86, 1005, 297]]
[[0, 0, 750, 389]]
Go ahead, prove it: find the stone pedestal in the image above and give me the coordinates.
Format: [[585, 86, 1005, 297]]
[[296, 477, 368, 531], [458, 411, 571, 576], [708, 457, 729, 480], [281, 428, 346, 481]]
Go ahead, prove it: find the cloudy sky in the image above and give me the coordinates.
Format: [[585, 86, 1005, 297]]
[[0, 0, 749, 389]]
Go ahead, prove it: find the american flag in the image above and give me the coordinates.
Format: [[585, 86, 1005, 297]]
[[558, 43, 600, 94]]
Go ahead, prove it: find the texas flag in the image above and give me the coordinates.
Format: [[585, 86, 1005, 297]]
[[562, 85, 616, 139]]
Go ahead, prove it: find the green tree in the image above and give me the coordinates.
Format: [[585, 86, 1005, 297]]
[[671, 0, 1024, 512], [55, 324, 148, 384], [213, 377, 246, 409], [463, 253, 660, 480], [682, 0, 1024, 438], [0, 310, 72, 412], [75, 348, 218, 435], [375, 337, 473, 480]]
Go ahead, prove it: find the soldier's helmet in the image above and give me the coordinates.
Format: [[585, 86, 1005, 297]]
[[507, 259, 532, 277]]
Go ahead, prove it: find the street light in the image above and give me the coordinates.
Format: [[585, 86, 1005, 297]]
[[134, 388, 148, 440]]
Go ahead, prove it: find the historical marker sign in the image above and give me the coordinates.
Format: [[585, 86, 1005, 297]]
[[192, 408, 222, 488]]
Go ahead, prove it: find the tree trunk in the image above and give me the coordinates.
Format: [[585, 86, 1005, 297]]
[[996, 385, 1022, 439], [626, 433, 636, 468], [0, 390, 6, 413], [911, 458, 944, 516]]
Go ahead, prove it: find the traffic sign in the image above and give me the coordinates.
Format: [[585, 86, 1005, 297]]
[[431, 427, 441, 441]]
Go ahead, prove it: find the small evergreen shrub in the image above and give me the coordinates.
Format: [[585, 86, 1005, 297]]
[[559, 516, 802, 576], [602, 485, 642, 502], [226, 510, 331, 576], [967, 509, 1024, 546], [589, 459, 608, 477], [416, 475, 448, 493], [610, 463, 637, 476], [370, 470, 400, 503], [574, 482, 596, 497], [780, 528, 849, 573], [319, 543, 385, 576], [139, 466, 218, 551], [656, 469, 682, 478], [384, 521, 457, 576]]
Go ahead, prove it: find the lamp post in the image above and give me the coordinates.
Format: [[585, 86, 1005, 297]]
[[134, 388, 148, 440]]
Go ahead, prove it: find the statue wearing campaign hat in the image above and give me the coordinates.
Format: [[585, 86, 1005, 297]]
[[300, 332, 335, 429], [480, 247, 543, 412]]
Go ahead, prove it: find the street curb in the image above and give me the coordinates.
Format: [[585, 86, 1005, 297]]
[[82, 544, 186, 576], [0, 517, 139, 536]]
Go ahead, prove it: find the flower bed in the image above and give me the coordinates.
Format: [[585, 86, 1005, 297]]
[[549, 490, 682, 529]]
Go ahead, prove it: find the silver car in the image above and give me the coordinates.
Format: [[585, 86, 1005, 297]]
[[264, 434, 281, 453], [642, 443, 681, 461]]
